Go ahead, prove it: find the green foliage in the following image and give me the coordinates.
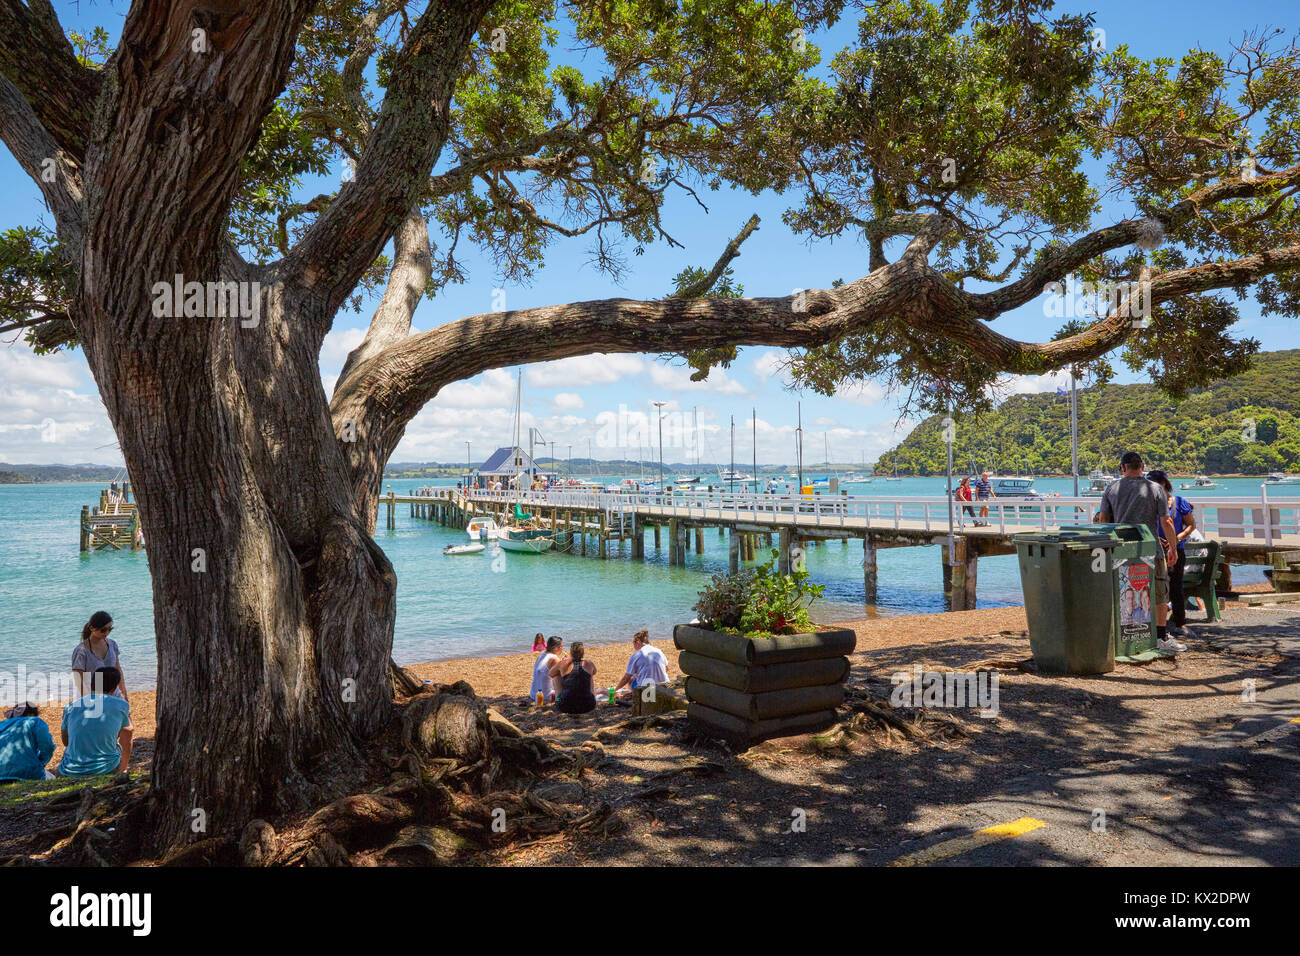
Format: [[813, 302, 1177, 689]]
[[0, 227, 76, 353], [874, 350, 1300, 476], [694, 551, 824, 636], [667, 264, 745, 380], [693, 567, 757, 631]]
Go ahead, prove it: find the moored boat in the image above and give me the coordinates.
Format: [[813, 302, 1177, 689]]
[[498, 526, 554, 553], [443, 542, 485, 556], [466, 517, 500, 540], [1082, 468, 1116, 497]]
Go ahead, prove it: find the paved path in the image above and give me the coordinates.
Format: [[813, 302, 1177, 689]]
[[794, 608, 1300, 866]]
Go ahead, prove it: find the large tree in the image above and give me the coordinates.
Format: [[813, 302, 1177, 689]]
[[2, 0, 1298, 850]]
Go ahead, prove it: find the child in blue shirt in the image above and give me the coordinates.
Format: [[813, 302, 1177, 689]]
[[0, 703, 56, 781]]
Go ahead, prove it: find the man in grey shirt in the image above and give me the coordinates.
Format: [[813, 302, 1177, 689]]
[[1097, 451, 1181, 653]]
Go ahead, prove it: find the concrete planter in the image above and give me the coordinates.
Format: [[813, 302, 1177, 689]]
[[673, 624, 856, 746]]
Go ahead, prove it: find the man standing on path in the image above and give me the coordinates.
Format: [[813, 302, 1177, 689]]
[[1096, 451, 1182, 654], [974, 471, 996, 526]]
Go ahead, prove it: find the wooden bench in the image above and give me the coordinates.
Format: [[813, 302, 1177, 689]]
[[1181, 539, 1225, 622]]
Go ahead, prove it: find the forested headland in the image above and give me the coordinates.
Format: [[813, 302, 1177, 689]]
[[874, 350, 1300, 477]]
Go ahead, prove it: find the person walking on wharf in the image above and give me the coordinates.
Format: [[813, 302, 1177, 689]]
[[1095, 452, 1183, 654], [974, 471, 996, 526]]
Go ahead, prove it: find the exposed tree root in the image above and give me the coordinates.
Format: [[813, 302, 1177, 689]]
[[807, 689, 975, 753], [10, 683, 630, 866]]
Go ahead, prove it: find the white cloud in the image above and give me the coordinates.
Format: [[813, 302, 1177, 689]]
[[834, 380, 885, 407], [319, 326, 367, 370], [648, 363, 747, 395], [993, 371, 1072, 398], [0, 343, 118, 464], [751, 351, 788, 382], [0, 344, 83, 390], [430, 368, 516, 410], [528, 354, 644, 387], [552, 392, 584, 411]]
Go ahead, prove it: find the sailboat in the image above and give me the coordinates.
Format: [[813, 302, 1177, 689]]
[[843, 451, 872, 483], [885, 461, 902, 481], [498, 370, 554, 554]]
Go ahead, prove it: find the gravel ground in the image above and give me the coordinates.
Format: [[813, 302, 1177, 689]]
[[6, 593, 1292, 865]]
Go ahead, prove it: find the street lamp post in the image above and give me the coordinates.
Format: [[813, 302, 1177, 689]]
[[1070, 368, 1080, 497], [729, 415, 735, 494], [653, 401, 666, 490]]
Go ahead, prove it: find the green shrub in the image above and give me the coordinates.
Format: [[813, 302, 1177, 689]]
[[693, 551, 824, 636]]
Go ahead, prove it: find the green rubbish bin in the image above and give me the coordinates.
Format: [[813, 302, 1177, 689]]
[[1014, 529, 1121, 674], [1060, 524, 1161, 662]]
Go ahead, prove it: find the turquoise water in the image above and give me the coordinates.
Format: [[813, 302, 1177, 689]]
[[0, 477, 1279, 692]]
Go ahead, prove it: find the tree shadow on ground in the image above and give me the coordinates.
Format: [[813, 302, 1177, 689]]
[[485, 614, 1300, 866]]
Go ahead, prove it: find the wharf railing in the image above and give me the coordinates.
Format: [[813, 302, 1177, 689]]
[[420, 486, 1300, 546]]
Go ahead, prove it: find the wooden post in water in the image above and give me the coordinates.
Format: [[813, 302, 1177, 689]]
[[942, 538, 963, 608], [668, 518, 679, 566], [386, 492, 395, 530], [653, 523, 661, 549], [863, 534, 878, 604], [694, 527, 704, 554], [79, 506, 90, 553], [960, 540, 978, 610], [778, 529, 792, 574], [729, 528, 740, 573], [599, 511, 607, 559]]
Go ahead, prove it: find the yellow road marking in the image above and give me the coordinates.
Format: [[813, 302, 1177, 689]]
[[1239, 718, 1300, 747], [890, 817, 1046, 867]]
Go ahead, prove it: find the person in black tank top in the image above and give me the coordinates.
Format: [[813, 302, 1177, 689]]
[[553, 642, 597, 714]]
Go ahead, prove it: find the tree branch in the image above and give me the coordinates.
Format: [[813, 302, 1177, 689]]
[[0, 73, 85, 253], [0, 0, 99, 160], [673, 214, 760, 298], [968, 164, 1300, 316], [283, 0, 494, 331], [332, 230, 1300, 463]]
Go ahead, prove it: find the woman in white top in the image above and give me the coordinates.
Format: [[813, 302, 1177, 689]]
[[529, 636, 562, 704], [72, 610, 128, 700]]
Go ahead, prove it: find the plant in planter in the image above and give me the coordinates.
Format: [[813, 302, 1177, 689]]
[[676, 552, 855, 746], [694, 552, 825, 636]]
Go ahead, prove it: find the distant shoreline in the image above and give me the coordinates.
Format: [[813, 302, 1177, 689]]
[[4, 471, 1296, 485]]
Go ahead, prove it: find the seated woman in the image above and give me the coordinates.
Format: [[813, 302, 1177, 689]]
[[549, 643, 597, 715], [0, 703, 56, 782]]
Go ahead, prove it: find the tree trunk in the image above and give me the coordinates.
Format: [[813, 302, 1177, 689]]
[[79, 280, 398, 850]]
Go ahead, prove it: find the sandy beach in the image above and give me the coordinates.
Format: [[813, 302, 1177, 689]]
[[23, 605, 1026, 772], [26, 589, 1274, 774]]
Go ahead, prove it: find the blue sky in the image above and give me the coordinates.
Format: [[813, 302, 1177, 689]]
[[2, 1, 1296, 469]]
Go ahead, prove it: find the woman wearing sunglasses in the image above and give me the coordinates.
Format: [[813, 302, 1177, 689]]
[[72, 611, 128, 700]]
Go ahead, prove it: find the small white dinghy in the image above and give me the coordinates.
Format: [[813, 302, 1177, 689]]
[[466, 518, 500, 540], [443, 542, 486, 556]]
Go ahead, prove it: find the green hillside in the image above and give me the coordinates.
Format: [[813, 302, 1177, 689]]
[[874, 350, 1300, 477]]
